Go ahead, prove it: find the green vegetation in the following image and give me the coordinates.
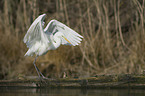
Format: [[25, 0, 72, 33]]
[[0, 0, 144, 79]]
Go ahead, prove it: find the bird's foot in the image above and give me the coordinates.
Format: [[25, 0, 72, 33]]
[[38, 76, 48, 84], [42, 76, 49, 80], [42, 76, 55, 80], [38, 76, 55, 84]]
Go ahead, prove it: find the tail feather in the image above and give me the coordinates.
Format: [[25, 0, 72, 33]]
[[24, 49, 34, 56]]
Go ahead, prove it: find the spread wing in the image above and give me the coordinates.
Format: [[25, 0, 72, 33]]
[[23, 14, 49, 48], [44, 20, 83, 46]]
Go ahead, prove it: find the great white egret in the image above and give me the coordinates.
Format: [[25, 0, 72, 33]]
[[23, 14, 83, 79]]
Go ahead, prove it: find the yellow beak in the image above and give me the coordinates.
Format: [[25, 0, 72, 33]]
[[62, 36, 71, 44]]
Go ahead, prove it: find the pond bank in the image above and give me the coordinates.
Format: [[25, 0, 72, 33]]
[[0, 74, 145, 89]]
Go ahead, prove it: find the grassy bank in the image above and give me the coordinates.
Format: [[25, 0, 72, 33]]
[[0, 0, 144, 79]]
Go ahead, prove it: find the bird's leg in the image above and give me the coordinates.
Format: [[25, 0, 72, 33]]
[[33, 56, 47, 79], [35, 65, 48, 79], [33, 56, 41, 78]]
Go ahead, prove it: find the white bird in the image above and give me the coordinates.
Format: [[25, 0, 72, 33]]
[[23, 14, 83, 79]]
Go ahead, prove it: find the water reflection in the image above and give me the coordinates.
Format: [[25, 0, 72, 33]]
[[0, 87, 145, 96]]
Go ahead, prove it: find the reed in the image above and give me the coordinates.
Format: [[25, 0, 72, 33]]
[[0, 0, 144, 79]]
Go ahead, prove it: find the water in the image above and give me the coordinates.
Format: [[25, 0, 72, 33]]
[[0, 87, 145, 96]]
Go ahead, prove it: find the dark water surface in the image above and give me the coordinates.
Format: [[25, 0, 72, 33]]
[[0, 87, 145, 96]]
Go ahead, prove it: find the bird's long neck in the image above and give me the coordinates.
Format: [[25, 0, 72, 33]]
[[50, 32, 62, 49]]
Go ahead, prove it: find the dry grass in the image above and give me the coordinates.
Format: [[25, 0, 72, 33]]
[[0, 0, 144, 79]]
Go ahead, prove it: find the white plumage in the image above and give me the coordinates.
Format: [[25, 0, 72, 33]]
[[23, 14, 83, 79], [24, 14, 83, 56]]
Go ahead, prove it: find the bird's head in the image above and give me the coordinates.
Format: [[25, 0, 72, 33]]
[[55, 32, 71, 44], [61, 35, 71, 44]]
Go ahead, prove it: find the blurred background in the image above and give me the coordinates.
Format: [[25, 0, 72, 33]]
[[0, 0, 144, 80]]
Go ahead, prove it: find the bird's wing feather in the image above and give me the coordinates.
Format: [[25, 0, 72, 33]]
[[23, 14, 49, 48], [48, 20, 83, 46]]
